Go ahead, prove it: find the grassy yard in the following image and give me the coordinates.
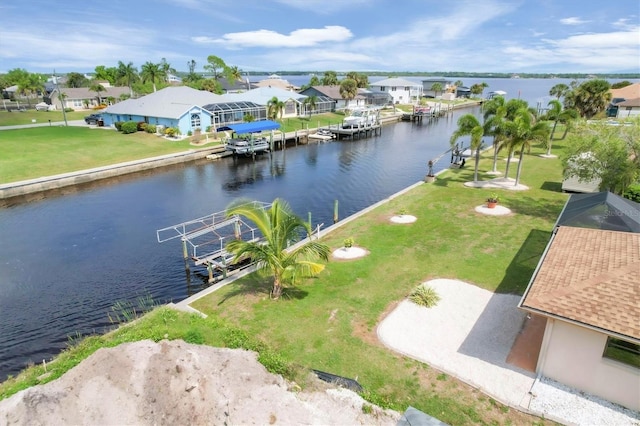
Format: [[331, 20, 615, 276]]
[[0, 127, 211, 184], [0, 110, 88, 126], [0, 140, 567, 425]]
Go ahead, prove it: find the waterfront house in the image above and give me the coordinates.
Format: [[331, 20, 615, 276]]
[[369, 77, 423, 104], [421, 77, 453, 98], [101, 86, 225, 135], [224, 87, 306, 119], [615, 98, 640, 118], [518, 192, 640, 411], [299, 85, 365, 111]]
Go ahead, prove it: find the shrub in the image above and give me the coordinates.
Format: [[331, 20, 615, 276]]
[[63, 108, 74, 113], [136, 121, 147, 131], [408, 285, 440, 308], [165, 127, 176, 137], [145, 124, 156, 134], [187, 130, 193, 136], [623, 183, 640, 202], [114, 121, 124, 131], [343, 237, 354, 248], [121, 121, 138, 134]]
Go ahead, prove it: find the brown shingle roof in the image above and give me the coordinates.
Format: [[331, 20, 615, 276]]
[[611, 83, 640, 100], [520, 226, 640, 341]]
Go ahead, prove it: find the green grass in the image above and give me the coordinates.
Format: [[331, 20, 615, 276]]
[[0, 138, 566, 425], [0, 110, 87, 126], [0, 126, 212, 183]]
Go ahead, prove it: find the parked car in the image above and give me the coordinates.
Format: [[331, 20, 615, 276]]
[[35, 102, 51, 111], [84, 114, 103, 125]]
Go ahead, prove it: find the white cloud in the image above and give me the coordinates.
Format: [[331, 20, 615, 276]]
[[559, 17, 590, 25], [193, 26, 353, 48]]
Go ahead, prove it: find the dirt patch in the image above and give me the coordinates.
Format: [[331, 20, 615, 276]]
[[0, 340, 401, 425]]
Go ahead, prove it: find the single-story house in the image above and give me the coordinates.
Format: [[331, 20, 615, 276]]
[[224, 87, 306, 119], [615, 98, 640, 118], [48, 85, 131, 111], [299, 85, 365, 111], [369, 77, 423, 104], [518, 192, 640, 411], [101, 86, 227, 135], [607, 83, 640, 117]]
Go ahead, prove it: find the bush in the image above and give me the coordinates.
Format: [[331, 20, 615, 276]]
[[145, 124, 156, 134], [408, 285, 440, 308], [121, 121, 138, 134], [136, 121, 147, 131], [343, 237, 354, 248], [64, 108, 74, 113], [623, 183, 640, 202], [114, 121, 124, 131]]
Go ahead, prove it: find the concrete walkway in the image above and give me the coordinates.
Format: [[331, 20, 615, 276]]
[[377, 279, 640, 425]]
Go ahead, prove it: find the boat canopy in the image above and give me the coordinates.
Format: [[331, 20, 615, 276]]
[[217, 120, 280, 134]]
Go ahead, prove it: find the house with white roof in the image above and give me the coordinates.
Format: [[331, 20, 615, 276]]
[[369, 77, 422, 104], [225, 87, 307, 118], [101, 86, 228, 135]]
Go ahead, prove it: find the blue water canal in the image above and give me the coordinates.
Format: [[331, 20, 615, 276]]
[[0, 107, 476, 378], [1, 75, 635, 379]]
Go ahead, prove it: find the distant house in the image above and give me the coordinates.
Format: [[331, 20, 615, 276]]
[[49, 85, 131, 111], [518, 192, 640, 411], [101, 86, 226, 135], [421, 77, 453, 98], [369, 77, 422, 104], [253, 74, 299, 91], [299, 86, 365, 110], [607, 83, 640, 117]]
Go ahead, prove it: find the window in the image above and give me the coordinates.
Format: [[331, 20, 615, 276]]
[[380, 86, 386, 91], [603, 337, 640, 368], [191, 113, 201, 128]]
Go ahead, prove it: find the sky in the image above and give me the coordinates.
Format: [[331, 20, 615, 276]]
[[1, 0, 639, 75]]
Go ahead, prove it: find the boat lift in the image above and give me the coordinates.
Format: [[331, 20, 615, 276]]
[[156, 202, 271, 283]]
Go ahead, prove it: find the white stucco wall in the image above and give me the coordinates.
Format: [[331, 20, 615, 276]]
[[538, 319, 640, 411]]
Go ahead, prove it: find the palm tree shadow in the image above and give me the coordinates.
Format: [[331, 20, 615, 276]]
[[508, 195, 566, 222], [216, 272, 310, 304]]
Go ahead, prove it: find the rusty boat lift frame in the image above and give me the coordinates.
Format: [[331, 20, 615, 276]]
[[156, 201, 271, 283]]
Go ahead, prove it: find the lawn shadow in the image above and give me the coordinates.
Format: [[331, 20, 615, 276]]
[[508, 195, 566, 222], [496, 229, 551, 295], [215, 273, 310, 305], [540, 181, 563, 192]]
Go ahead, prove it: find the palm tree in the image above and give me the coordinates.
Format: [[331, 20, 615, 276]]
[[17, 74, 44, 108], [302, 95, 318, 117], [89, 83, 106, 106], [267, 96, 285, 120], [450, 114, 485, 182], [339, 79, 358, 109], [549, 83, 569, 100], [564, 79, 611, 118], [482, 96, 508, 173], [503, 108, 550, 186], [543, 100, 579, 155], [321, 71, 338, 86], [226, 65, 242, 85], [141, 62, 163, 92], [430, 83, 443, 97], [116, 61, 138, 96], [225, 198, 329, 299]]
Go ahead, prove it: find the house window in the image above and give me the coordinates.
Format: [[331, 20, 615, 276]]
[[391, 87, 397, 91], [603, 337, 640, 368], [380, 86, 386, 91], [191, 113, 201, 128]]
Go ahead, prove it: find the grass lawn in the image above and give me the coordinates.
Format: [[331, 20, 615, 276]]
[[0, 137, 567, 424], [0, 127, 214, 184], [0, 110, 87, 126]]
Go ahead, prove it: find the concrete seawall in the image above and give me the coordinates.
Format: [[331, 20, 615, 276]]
[[0, 145, 226, 200]]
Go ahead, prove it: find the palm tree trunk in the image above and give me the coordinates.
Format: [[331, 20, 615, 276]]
[[504, 147, 513, 179], [514, 149, 525, 186], [271, 276, 283, 299], [492, 144, 499, 173], [547, 120, 559, 155], [474, 147, 480, 182]]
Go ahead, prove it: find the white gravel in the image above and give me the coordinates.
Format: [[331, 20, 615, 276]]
[[377, 279, 640, 426]]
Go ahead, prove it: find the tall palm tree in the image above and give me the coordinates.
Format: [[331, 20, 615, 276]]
[[549, 83, 569, 100], [141, 61, 163, 92], [226, 65, 242, 85], [267, 96, 285, 120], [543, 100, 579, 155], [564, 79, 611, 118], [302, 95, 318, 117], [503, 108, 550, 186], [17, 73, 44, 108], [450, 114, 485, 182], [321, 71, 338, 86], [225, 198, 329, 299], [116, 61, 138, 96], [482, 96, 508, 173], [339, 79, 358, 109], [89, 83, 106, 106]]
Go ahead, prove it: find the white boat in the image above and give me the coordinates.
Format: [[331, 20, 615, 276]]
[[225, 137, 270, 156], [309, 129, 335, 140], [487, 90, 507, 99], [342, 108, 379, 129]]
